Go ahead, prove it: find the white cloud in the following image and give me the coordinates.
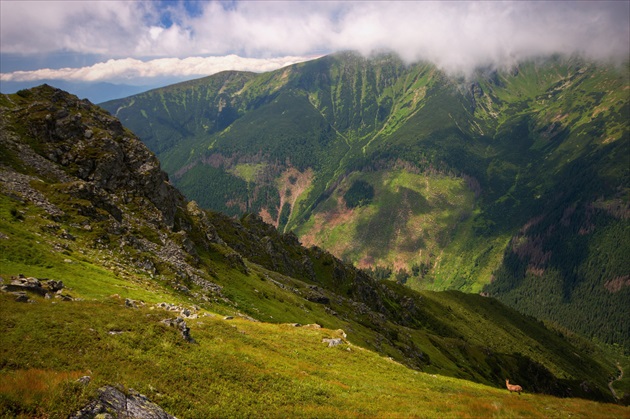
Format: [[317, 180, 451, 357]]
[[1, 1, 628, 78], [0, 1, 146, 55], [0, 55, 318, 84]]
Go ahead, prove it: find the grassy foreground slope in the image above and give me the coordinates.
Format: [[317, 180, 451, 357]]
[[1, 86, 628, 417], [1, 294, 628, 419]]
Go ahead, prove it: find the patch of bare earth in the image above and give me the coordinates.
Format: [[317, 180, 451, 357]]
[[258, 207, 275, 226], [356, 256, 375, 270], [258, 167, 313, 228], [604, 275, 630, 293]]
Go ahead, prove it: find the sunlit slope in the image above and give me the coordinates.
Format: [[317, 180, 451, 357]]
[[2, 293, 629, 418]]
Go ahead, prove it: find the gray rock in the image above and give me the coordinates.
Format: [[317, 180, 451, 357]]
[[322, 338, 343, 347], [13, 292, 29, 302], [7, 277, 47, 296], [174, 284, 189, 294], [306, 293, 330, 304], [161, 317, 195, 343], [225, 252, 249, 275], [71, 385, 177, 419], [46, 279, 64, 292]]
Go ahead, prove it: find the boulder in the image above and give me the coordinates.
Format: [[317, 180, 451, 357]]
[[7, 277, 46, 295], [1, 276, 65, 297], [46, 279, 64, 292], [322, 338, 343, 347], [306, 294, 330, 304], [161, 317, 195, 343], [71, 385, 177, 419], [13, 292, 29, 303], [125, 298, 145, 308]]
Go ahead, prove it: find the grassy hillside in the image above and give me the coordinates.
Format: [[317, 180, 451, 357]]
[[295, 169, 481, 290], [2, 293, 629, 418], [101, 53, 629, 348], [1, 86, 629, 416]]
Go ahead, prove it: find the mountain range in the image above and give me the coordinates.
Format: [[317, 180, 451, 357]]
[[101, 51, 629, 348], [1, 84, 628, 416]]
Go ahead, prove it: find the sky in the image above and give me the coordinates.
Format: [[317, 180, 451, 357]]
[[1, 0, 629, 99]]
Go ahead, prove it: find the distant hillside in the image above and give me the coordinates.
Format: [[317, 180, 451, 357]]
[[101, 52, 630, 348], [1, 86, 628, 417]]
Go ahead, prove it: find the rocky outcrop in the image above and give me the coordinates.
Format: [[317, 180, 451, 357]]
[[322, 338, 343, 347], [1, 275, 70, 301], [71, 385, 176, 419], [4, 85, 184, 228], [1, 85, 225, 303], [305, 285, 330, 304], [161, 317, 195, 343]]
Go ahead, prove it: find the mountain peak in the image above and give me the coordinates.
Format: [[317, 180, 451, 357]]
[[2, 84, 184, 228]]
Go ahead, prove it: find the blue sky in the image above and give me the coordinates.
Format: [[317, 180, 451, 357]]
[[1, 1, 628, 91]]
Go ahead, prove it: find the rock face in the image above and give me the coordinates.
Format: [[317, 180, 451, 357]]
[[0, 85, 224, 299], [71, 385, 176, 419], [11, 86, 184, 228]]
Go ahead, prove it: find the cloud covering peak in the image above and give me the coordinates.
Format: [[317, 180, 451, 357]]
[[1, 1, 628, 83]]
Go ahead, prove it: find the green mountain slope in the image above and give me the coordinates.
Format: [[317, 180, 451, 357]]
[[101, 52, 629, 348], [1, 86, 629, 416]]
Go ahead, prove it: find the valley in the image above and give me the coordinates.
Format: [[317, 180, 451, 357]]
[[102, 52, 630, 348], [0, 84, 628, 416]]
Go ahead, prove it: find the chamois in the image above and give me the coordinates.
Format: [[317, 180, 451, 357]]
[[505, 379, 523, 395]]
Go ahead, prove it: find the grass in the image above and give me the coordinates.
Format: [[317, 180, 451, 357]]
[[0, 194, 182, 304], [296, 169, 475, 282], [428, 210, 511, 292], [1, 293, 628, 418], [228, 163, 267, 183]]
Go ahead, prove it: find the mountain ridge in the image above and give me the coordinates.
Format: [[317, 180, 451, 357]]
[[101, 52, 630, 347], [1, 85, 629, 417]]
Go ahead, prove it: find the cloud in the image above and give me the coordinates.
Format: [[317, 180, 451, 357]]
[[0, 1, 146, 55], [1, 1, 628, 78], [0, 55, 317, 84]]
